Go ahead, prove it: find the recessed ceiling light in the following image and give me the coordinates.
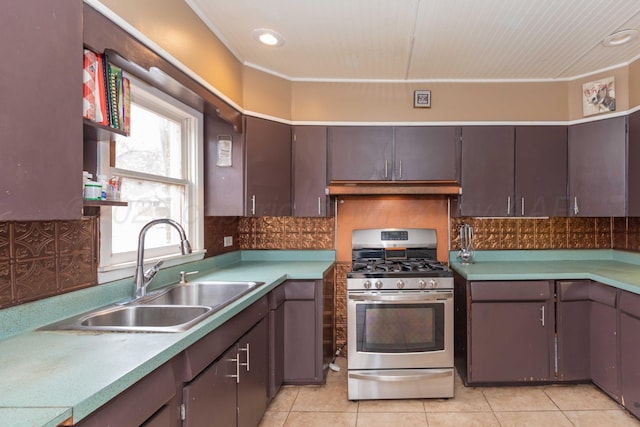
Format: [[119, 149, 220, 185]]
[[602, 29, 638, 47], [252, 28, 285, 47]]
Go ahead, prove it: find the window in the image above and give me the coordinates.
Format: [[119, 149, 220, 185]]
[[98, 77, 203, 283]]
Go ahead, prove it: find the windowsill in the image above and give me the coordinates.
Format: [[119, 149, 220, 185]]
[[97, 249, 206, 284]]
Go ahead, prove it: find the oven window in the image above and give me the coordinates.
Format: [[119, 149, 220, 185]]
[[355, 303, 444, 353]]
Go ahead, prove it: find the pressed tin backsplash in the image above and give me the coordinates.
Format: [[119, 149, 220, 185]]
[[2, 215, 640, 310]]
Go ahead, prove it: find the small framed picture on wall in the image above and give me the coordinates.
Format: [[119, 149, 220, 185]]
[[582, 77, 615, 116], [414, 90, 431, 108]]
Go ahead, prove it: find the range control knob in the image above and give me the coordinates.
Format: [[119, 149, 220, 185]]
[[363, 280, 372, 289], [396, 280, 405, 289], [418, 280, 427, 289], [375, 280, 383, 289], [428, 279, 438, 289]]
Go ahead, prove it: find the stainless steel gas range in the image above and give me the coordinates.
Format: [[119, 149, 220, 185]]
[[347, 228, 454, 400]]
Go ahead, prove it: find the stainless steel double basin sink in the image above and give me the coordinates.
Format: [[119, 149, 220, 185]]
[[45, 281, 265, 333]]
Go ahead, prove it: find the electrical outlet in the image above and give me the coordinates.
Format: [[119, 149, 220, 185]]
[[223, 236, 233, 247]]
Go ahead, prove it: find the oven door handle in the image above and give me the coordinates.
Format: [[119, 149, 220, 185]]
[[349, 369, 453, 382], [348, 292, 452, 302]]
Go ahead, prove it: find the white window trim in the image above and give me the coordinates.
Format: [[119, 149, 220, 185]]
[[97, 77, 204, 284]]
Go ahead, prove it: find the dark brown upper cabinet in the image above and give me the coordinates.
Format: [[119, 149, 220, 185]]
[[292, 126, 329, 217], [328, 126, 459, 183], [568, 116, 627, 217], [245, 116, 292, 216], [628, 110, 640, 216], [458, 126, 515, 217], [203, 115, 245, 216], [1, 0, 84, 220], [393, 127, 459, 182], [328, 126, 393, 181], [458, 126, 568, 217], [515, 126, 568, 217]]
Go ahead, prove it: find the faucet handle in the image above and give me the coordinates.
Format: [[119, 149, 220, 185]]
[[180, 270, 199, 284]]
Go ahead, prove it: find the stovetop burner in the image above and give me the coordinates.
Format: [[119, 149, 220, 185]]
[[351, 259, 449, 274]]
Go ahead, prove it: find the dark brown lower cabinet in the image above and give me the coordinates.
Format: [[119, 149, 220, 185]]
[[467, 281, 554, 383], [589, 282, 619, 400], [556, 280, 591, 381], [183, 345, 238, 427], [182, 317, 268, 427], [282, 277, 334, 385], [267, 285, 286, 401], [620, 290, 640, 419]]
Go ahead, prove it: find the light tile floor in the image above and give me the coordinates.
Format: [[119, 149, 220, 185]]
[[259, 357, 640, 427]]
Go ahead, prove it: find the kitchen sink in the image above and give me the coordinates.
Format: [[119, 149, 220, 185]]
[[48, 305, 213, 333], [42, 281, 265, 333], [137, 281, 265, 309]]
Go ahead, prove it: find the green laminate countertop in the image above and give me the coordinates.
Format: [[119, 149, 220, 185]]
[[449, 249, 640, 295], [0, 250, 335, 427]]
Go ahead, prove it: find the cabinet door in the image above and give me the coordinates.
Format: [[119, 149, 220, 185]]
[[470, 301, 553, 382], [620, 291, 640, 419], [245, 116, 292, 216], [556, 280, 591, 381], [293, 126, 328, 217], [459, 126, 515, 216], [182, 346, 237, 427], [568, 116, 627, 216], [328, 126, 393, 181], [0, 0, 83, 220], [393, 126, 459, 181], [628, 111, 640, 216], [590, 282, 619, 400], [283, 279, 325, 384], [204, 115, 245, 216], [237, 317, 269, 427], [515, 126, 568, 217]]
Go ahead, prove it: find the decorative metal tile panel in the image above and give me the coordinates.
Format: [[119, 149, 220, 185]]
[[14, 257, 57, 303], [0, 260, 11, 307], [0, 219, 98, 309], [451, 217, 624, 251], [14, 222, 56, 259]]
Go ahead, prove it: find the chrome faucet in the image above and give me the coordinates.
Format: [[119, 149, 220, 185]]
[[134, 219, 192, 298]]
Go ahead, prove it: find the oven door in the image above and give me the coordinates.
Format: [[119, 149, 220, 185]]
[[347, 290, 453, 370]]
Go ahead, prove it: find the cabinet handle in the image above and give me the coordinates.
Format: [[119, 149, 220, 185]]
[[251, 195, 256, 215], [540, 305, 545, 327], [398, 160, 403, 179], [318, 197, 322, 216], [384, 160, 388, 179], [227, 353, 240, 384], [239, 343, 250, 372], [573, 197, 579, 216], [507, 197, 511, 215]]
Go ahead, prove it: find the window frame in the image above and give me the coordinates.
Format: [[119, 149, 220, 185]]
[[97, 77, 204, 284]]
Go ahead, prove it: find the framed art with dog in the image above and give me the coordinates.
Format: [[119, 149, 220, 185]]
[[582, 77, 616, 116]]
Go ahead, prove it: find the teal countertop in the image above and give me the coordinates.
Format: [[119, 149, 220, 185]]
[[449, 249, 640, 295], [0, 250, 335, 427]]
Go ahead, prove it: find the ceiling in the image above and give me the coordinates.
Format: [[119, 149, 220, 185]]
[[185, 0, 640, 82]]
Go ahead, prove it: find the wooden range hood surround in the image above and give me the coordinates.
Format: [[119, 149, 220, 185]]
[[326, 181, 462, 196]]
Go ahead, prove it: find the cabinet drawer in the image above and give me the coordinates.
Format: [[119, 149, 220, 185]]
[[590, 282, 617, 307], [470, 281, 551, 301], [620, 290, 640, 318], [557, 280, 591, 301], [284, 280, 316, 300]]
